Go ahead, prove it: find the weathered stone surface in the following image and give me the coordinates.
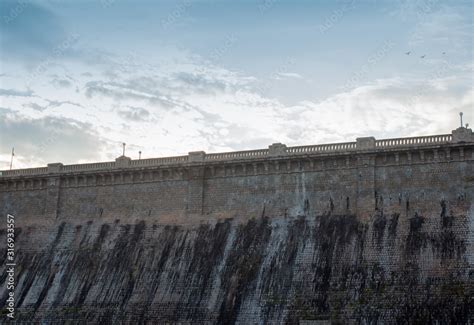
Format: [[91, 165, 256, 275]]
[[0, 132, 473, 324]]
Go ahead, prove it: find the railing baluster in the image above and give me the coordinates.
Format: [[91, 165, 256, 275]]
[[0, 133, 459, 177]]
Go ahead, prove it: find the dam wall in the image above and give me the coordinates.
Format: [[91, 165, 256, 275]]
[[0, 128, 473, 323], [1, 131, 472, 225]]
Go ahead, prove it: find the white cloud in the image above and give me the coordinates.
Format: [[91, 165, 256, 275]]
[[288, 74, 472, 142], [275, 72, 304, 79], [0, 108, 110, 168], [0, 48, 471, 169]]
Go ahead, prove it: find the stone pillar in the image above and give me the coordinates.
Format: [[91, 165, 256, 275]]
[[356, 154, 376, 220], [356, 137, 376, 151], [47, 163, 63, 173], [268, 143, 287, 156], [452, 127, 474, 143], [356, 138, 376, 220], [115, 156, 131, 168], [188, 151, 206, 162], [187, 151, 206, 216], [46, 163, 63, 219]]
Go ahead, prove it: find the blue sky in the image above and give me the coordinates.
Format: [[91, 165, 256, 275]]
[[0, 0, 473, 168]]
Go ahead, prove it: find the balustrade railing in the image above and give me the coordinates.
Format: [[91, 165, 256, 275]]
[[0, 167, 48, 177], [287, 142, 357, 154], [62, 162, 115, 172], [130, 156, 188, 166], [0, 132, 467, 177], [204, 149, 268, 161], [375, 134, 452, 148]]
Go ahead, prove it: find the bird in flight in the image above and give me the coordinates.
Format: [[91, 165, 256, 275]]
[[442, 52, 446, 55], [420, 55, 426, 59], [405, 51, 411, 55]]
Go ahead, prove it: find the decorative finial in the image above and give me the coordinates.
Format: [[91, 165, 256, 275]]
[[122, 142, 126, 156], [459, 112, 463, 128]]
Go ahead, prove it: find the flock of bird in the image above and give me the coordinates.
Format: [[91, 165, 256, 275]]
[[405, 51, 446, 58]]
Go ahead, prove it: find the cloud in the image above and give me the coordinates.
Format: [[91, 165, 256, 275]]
[[276, 72, 303, 79], [117, 106, 151, 122], [285, 74, 473, 143], [84, 80, 177, 111], [84, 80, 156, 100], [169, 72, 229, 94], [0, 88, 34, 97], [44, 99, 84, 109], [0, 45, 471, 169], [52, 78, 72, 88], [24, 102, 47, 112], [18, 98, 84, 114], [0, 109, 108, 168]]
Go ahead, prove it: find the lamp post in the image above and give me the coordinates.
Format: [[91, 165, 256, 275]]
[[9, 147, 14, 170]]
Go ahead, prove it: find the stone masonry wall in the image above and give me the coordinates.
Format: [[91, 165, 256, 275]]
[[0, 131, 473, 323]]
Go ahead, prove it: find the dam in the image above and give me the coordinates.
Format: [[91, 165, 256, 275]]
[[0, 127, 473, 323]]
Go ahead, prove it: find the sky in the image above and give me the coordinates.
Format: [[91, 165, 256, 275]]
[[0, 0, 473, 169]]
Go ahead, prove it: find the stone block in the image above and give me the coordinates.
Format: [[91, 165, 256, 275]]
[[356, 137, 376, 150]]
